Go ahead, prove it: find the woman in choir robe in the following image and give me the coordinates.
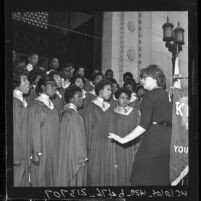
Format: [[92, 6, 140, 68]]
[[26, 75, 60, 186], [70, 75, 87, 117], [123, 79, 140, 111], [84, 72, 104, 105], [25, 69, 45, 105], [84, 80, 118, 186], [49, 71, 65, 115], [56, 86, 87, 186], [109, 65, 172, 186], [111, 87, 140, 186], [13, 67, 30, 186], [109, 78, 120, 109]]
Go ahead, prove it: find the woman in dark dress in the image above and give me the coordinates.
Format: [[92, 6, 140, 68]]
[[109, 65, 172, 186]]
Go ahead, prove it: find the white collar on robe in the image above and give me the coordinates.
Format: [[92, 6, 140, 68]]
[[65, 103, 78, 112], [82, 89, 87, 99], [35, 93, 54, 110], [62, 78, 71, 89], [56, 90, 62, 98], [92, 96, 110, 112], [114, 105, 133, 116], [90, 81, 95, 87], [129, 92, 137, 103], [89, 89, 96, 96], [13, 89, 28, 108]]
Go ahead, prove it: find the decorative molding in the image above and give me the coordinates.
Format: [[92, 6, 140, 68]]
[[127, 48, 135, 61], [138, 12, 143, 72], [127, 21, 135, 32], [119, 12, 125, 86]]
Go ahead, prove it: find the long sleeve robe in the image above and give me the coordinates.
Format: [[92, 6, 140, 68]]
[[13, 97, 29, 186], [56, 108, 87, 186], [83, 101, 118, 186], [26, 100, 60, 187]]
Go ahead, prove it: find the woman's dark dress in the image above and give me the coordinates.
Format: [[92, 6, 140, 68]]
[[130, 88, 172, 186]]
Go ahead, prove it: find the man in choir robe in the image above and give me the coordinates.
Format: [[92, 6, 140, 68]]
[[13, 67, 30, 186], [49, 71, 65, 115], [26, 75, 60, 186], [84, 80, 118, 186], [26, 52, 39, 72], [84, 72, 104, 105], [111, 87, 141, 185], [56, 86, 87, 186], [109, 78, 120, 109], [46, 57, 60, 75]]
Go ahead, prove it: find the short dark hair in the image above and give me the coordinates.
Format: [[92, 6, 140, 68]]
[[123, 79, 137, 92], [64, 85, 82, 104], [105, 69, 113, 75], [92, 72, 104, 81], [70, 74, 85, 85], [35, 75, 55, 95], [142, 65, 166, 89], [123, 72, 133, 81], [13, 67, 29, 89], [28, 69, 46, 84], [95, 80, 112, 96], [115, 87, 131, 99]]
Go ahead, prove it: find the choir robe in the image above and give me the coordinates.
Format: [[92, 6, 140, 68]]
[[51, 88, 65, 116], [26, 100, 60, 186], [56, 106, 87, 186], [84, 99, 118, 186], [13, 97, 29, 186], [25, 86, 37, 105], [111, 106, 141, 186], [79, 90, 96, 119], [109, 94, 118, 110]]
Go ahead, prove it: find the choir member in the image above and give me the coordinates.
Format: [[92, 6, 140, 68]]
[[70, 75, 87, 117], [26, 52, 39, 72], [111, 87, 140, 185], [13, 67, 30, 186], [26, 75, 60, 186], [123, 72, 133, 84], [84, 72, 104, 104], [109, 65, 172, 186], [123, 79, 140, 111], [109, 78, 119, 109], [85, 71, 103, 92], [84, 80, 118, 186], [46, 57, 60, 75], [105, 69, 114, 81], [26, 69, 45, 105], [49, 71, 65, 115], [56, 86, 87, 186], [61, 64, 73, 89], [75, 65, 91, 92]]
